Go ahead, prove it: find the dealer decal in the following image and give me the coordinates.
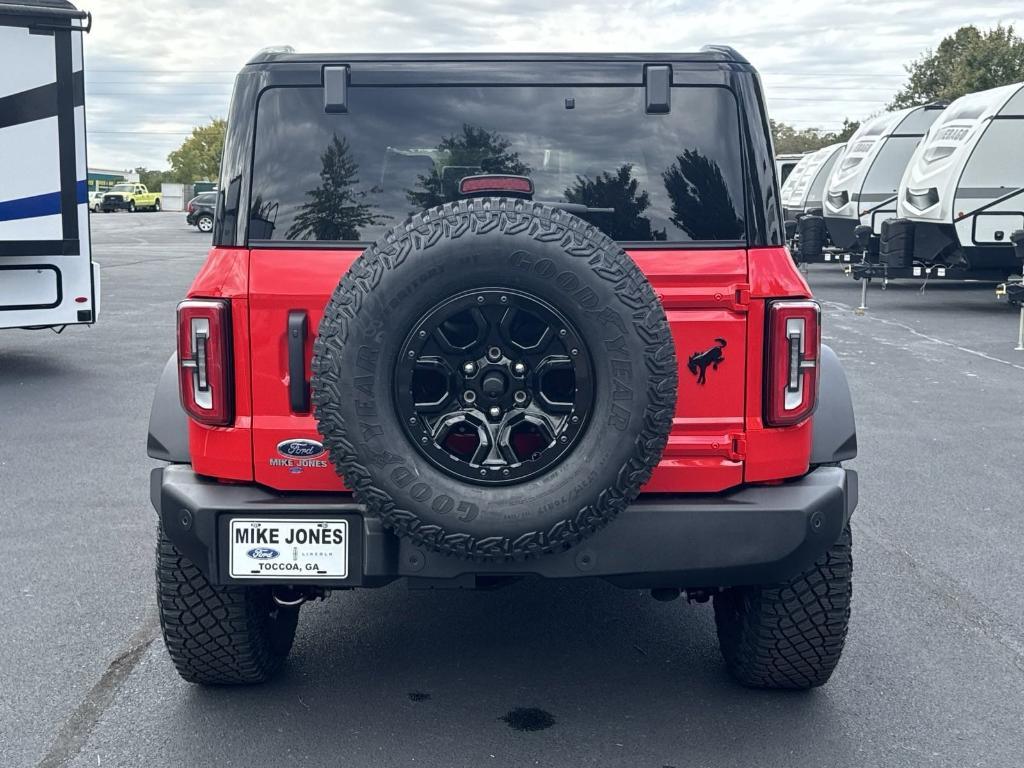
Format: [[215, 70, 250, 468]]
[[271, 438, 329, 472]]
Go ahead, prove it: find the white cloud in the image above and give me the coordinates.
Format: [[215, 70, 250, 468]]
[[81, 0, 1024, 168]]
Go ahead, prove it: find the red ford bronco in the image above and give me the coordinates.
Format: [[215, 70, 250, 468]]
[[148, 48, 858, 689]]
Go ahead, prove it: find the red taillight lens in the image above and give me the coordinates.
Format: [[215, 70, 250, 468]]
[[459, 174, 534, 196], [177, 299, 233, 426], [765, 300, 820, 427], [187, 202, 194, 213]]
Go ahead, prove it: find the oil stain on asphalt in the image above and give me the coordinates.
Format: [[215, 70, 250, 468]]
[[501, 707, 555, 732]]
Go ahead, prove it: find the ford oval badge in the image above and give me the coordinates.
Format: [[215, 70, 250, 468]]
[[276, 438, 326, 459], [247, 547, 280, 560]]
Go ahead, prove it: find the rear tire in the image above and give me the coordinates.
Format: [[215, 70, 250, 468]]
[[196, 214, 213, 233], [713, 525, 852, 689], [156, 527, 299, 685]]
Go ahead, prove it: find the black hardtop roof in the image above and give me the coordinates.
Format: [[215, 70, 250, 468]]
[[245, 47, 754, 70]]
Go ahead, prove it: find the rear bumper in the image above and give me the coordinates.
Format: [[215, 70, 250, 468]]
[[151, 465, 857, 590]]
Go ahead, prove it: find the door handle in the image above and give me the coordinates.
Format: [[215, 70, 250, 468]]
[[287, 310, 310, 413]]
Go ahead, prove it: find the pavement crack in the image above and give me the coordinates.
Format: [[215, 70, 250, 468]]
[[35, 613, 161, 768]]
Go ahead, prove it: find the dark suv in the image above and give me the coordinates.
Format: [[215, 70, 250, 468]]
[[148, 49, 858, 689], [185, 192, 216, 232]]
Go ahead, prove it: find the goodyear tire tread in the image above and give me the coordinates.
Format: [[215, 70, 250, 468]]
[[713, 525, 853, 689], [156, 527, 298, 685], [311, 197, 677, 561]]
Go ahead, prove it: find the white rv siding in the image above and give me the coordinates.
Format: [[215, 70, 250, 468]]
[[0, 6, 95, 330]]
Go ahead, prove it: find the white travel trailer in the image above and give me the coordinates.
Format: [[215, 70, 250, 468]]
[[775, 153, 805, 186], [0, 1, 96, 331], [822, 103, 945, 250], [781, 143, 845, 219], [888, 82, 1024, 274]]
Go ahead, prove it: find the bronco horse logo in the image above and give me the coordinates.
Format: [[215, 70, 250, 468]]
[[688, 338, 727, 385]]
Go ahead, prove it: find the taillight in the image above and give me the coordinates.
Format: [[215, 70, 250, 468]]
[[177, 299, 233, 426], [187, 202, 194, 213], [765, 300, 820, 427]]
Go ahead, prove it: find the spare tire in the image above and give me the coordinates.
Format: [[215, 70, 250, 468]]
[[312, 198, 677, 560]]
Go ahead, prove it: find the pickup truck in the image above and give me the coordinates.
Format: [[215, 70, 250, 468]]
[[100, 183, 161, 212]]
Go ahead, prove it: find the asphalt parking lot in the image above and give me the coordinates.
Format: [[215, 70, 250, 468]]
[[3, 212, 1023, 768]]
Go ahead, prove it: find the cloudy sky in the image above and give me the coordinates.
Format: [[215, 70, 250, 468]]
[[82, 0, 1023, 170]]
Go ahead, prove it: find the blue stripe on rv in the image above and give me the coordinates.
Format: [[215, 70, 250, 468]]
[[0, 181, 88, 222]]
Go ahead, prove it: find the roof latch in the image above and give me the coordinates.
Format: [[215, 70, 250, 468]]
[[645, 64, 671, 114], [323, 65, 349, 114]]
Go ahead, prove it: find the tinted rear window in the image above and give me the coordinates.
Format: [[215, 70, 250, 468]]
[[249, 85, 746, 245]]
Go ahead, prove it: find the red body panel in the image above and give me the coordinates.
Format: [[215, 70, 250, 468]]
[[186, 244, 816, 492], [185, 249, 253, 481]]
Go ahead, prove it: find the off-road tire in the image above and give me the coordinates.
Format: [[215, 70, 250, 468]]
[[713, 525, 852, 689], [156, 528, 299, 685], [312, 197, 677, 561]]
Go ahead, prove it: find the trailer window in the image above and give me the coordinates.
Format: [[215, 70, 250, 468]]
[[249, 85, 747, 245]]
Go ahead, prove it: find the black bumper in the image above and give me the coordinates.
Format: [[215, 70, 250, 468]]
[[101, 200, 130, 211], [151, 465, 857, 590]]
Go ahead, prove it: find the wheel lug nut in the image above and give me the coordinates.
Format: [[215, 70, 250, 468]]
[[463, 361, 476, 375], [559, 435, 568, 443], [487, 346, 502, 361], [489, 406, 501, 419], [463, 391, 476, 404], [514, 391, 527, 405], [513, 362, 526, 375]]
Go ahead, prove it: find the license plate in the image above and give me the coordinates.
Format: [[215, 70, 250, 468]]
[[229, 519, 348, 579]]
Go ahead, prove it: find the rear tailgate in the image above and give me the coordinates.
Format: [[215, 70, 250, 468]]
[[248, 246, 749, 493]]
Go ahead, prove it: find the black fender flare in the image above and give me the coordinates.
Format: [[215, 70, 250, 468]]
[[810, 344, 857, 465], [147, 353, 190, 463]]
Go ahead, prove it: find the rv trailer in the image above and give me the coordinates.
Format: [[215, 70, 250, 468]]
[[822, 103, 945, 252], [781, 143, 847, 264], [886, 82, 1024, 280], [782, 143, 846, 219], [0, 1, 95, 331], [775, 153, 805, 185]]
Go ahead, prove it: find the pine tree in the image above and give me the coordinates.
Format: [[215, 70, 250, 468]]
[[286, 134, 383, 241]]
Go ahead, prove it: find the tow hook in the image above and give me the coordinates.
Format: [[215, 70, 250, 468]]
[[272, 586, 328, 608]]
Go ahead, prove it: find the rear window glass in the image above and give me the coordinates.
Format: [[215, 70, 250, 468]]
[[249, 85, 746, 244]]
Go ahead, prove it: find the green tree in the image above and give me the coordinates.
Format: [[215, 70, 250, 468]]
[[167, 119, 226, 182], [407, 124, 530, 210], [285, 134, 385, 241], [890, 25, 1024, 108], [564, 164, 665, 241], [662, 150, 744, 241], [134, 166, 174, 190], [771, 118, 860, 154]]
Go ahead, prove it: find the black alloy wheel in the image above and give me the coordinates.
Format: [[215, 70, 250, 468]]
[[395, 288, 594, 485]]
